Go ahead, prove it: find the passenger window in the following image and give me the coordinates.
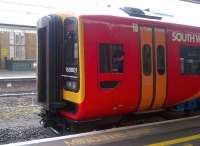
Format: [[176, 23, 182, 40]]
[[99, 44, 110, 73], [142, 44, 152, 75], [157, 45, 165, 75], [112, 44, 124, 73], [180, 46, 200, 74]]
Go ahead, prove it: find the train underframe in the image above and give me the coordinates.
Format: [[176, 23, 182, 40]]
[[39, 97, 200, 134]]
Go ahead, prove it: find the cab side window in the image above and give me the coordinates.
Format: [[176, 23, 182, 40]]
[[112, 44, 124, 73], [99, 43, 124, 73], [100, 44, 110, 73]]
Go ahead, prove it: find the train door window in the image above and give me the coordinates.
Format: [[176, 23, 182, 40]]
[[142, 44, 152, 75], [157, 45, 165, 75], [100, 43, 110, 72], [180, 46, 200, 74], [112, 44, 124, 73]]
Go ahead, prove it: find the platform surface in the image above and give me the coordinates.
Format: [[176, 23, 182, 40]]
[[4, 115, 200, 146], [0, 70, 36, 80]]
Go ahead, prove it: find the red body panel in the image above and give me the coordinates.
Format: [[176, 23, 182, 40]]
[[62, 15, 200, 120], [166, 29, 200, 106]]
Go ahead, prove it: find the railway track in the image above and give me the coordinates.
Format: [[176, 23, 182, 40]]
[[0, 77, 36, 95]]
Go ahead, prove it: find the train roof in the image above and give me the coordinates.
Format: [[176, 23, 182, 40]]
[[61, 6, 160, 21], [59, 6, 200, 31]]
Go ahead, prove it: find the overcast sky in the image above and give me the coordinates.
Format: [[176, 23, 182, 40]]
[[0, 0, 200, 26]]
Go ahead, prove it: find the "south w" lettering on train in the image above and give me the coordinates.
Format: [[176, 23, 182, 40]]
[[172, 32, 200, 43]]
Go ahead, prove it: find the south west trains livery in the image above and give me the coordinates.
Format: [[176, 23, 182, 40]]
[[37, 7, 200, 132]]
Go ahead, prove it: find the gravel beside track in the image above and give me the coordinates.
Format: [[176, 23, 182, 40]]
[[0, 126, 55, 144], [0, 95, 56, 145]]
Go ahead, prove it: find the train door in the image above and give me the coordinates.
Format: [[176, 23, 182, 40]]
[[152, 28, 167, 109], [138, 27, 167, 111]]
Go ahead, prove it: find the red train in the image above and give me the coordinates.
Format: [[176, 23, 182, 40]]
[[37, 7, 200, 132]]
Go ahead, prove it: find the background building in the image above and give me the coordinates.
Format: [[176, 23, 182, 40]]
[[0, 24, 36, 70], [0, 0, 55, 71]]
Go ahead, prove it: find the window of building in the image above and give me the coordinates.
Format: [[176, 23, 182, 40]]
[[9, 31, 25, 59], [157, 45, 165, 75], [15, 45, 25, 59], [99, 43, 124, 73], [180, 46, 200, 74], [142, 44, 152, 75]]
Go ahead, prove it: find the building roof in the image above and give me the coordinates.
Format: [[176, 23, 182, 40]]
[[0, 23, 36, 33]]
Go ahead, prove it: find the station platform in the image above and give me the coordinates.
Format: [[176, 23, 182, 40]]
[[0, 70, 36, 80], [4, 115, 200, 146]]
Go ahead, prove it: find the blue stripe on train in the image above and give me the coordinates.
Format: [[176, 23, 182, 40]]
[[173, 97, 200, 112]]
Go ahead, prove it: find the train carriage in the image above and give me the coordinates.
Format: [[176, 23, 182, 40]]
[[37, 7, 200, 132]]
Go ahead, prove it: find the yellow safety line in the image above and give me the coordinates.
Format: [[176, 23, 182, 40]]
[[146, 134, 200, 146]]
